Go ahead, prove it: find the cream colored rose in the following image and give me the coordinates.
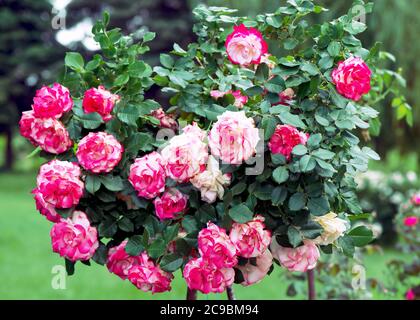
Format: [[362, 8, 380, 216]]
[[190, 156, 231, 203], [313, 212, 348, 245]]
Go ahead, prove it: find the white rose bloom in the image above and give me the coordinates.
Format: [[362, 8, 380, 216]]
[[313, 212, 348, 245], [190, 156, 231, 203]]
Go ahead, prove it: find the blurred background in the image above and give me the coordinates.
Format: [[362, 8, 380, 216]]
[[0, 0, 418, 299]]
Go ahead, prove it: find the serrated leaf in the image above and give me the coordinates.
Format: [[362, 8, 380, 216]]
[[229, 204, 253, 223]]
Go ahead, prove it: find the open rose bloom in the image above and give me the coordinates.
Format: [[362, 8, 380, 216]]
[[36, 160, 84, 209], [235, 250, 273, 286], [32, 83, 73, 118], [271, 239, 320, 272], [153, 188, 188, 220], [268, 125, 309, 161], [82, 86, 120, 122], [209, 111, 259, 165], [107, 240, 143, 279], [76, 132, 123, 173], [50, 211, 99, 262], [225, 24, 268, 66], [331, 56, 372, 101]]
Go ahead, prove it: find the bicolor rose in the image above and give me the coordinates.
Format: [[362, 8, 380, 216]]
[[36, 160, 84, 209], [183, 257, 235, 294], [198, 222, 237, 268], [235, 249, 273, 286], [268, 124, 309, 161], [411, 193, 420, 206], [331, 56, 372, 101], [82, 86, 120, 122], [129, 152, 166, 199], [208, 111, 259, 165], [160, 124, 208, 182], [271, 239, 320, 272], [32, 83, 73, 118], [404, 216, 419, 227], [153, 188, 188, 220], [107, 240, 143, 280], [230, 215, 271, 258], [150, 108, 178, 131], [210, 90, 248, 108], [127, 252, 173, 293], [76, 132, 123, 173], [32, 188, 61, 223], [50, 211, 98, 261], [225, 24, 268, 66], [190, 156, 231, 203], [313, 212, 348, 245], [19, 111, 73, 154], [273, 88, 295, 106]]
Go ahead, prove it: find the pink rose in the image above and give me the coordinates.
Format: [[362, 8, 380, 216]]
[[210, 90, 248, 108], [82, 86, 120, 122], [236, 250, 273, 286], [268, 124, 309, 161], [50, 211, 99, 261], [404, 216, 419, 227], [198, 222, 237, 268], [32, 188, 61, 223], [225, 24, 268, 66], [331, 56, 372, 101], [153, 188, 188, 220], [19, 110, 73, 154], [411, 193, 420, 206], [273, 88, 295, 106], [36, 160, 84, 209], [406, 289, 416, 300], [230, 215, 271, 258], [183, 257, 235, 294], [76, 132, 123, 173], [161, 124, 208, 182], [127, 252, 173, 293], [150, 108, 178, 131], [271, 239, 320, 272], [107, 240, 143, 280], [208, 111, 259, 165], [32, 83, 73, 118], [129, 152, 166, 199]]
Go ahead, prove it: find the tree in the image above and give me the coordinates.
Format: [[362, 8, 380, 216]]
[[0, 0, 65, 170]]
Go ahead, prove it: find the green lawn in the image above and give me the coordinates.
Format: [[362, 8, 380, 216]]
[[0, 171, 408, 300]]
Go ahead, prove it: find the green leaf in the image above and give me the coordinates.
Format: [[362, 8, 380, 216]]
[[160, 54, 174, 68], [327, 41, 341, 57], [229, 204, 254, 223], [288, 192, 306, 211], [307, 196, 330, 216], [100, 175, 124, 192], [272, 187, 287, 206], [118, 217, 134, 232], [301, 62, 318, 75], [117, 105, 140, 126], [114, 73, 129, 86], [300, 155, 316, 172], [85, 175, 101, 194], [338, 236, 355, 257], [128, 61, 152, 78], [65, 52, 85, 72], [265, 76, 286, 93], [348, 226, 373, 247], [307, 133, 322, 148], [78, 112, 103, 129], [292, 144, 307, 156], [245, 85, 264, 96], [163, 224, 180, 243], [272, 166, 289, 185], [301, 221, 323, 239], [255, 63, 270, 82], [362, 147, 380, 160], [148, 238, 166, 259], [284, 38, 299, 50], [261, 116, 277, 140], [278, 110, 306, 129], [182, 215, 198, 233], [143, 31, 156, 42], [287, 226, 302, 247], [92, 242, 108, 265], [160, 254, 184, 272], [125, 236, 144, 256], [65, 259, 75, 276], [312, 148, 335, 160]]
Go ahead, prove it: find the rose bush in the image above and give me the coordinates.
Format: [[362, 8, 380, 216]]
[[20, 1, 408, 298]]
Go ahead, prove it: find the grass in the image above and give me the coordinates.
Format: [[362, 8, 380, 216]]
[[0, 171, 409, 300]]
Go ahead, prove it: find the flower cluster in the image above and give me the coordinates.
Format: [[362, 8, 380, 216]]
[[184, 216, 272, 293]]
